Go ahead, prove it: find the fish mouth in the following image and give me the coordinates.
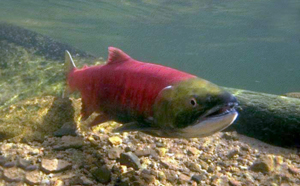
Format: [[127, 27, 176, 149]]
[[179, 102, 239, 138], [198, 102, 238, 123]]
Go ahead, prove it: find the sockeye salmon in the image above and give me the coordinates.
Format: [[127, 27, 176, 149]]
[[64, 47, 238, 138]]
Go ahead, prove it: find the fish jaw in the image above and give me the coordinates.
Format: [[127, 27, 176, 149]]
[[178, 107, 238, 138], [144, 103, 238, 138]]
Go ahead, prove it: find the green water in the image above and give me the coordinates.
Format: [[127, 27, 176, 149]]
[[0, 0, 299, 94]]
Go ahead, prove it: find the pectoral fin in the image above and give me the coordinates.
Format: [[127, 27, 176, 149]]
[[112, 122, 156, 133]]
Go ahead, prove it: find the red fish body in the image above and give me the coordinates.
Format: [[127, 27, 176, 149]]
[[67, 47, 195, 125], [65, 47, 238, 138]]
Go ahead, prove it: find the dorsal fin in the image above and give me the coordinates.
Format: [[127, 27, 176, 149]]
[[107, 47, 131, 64]]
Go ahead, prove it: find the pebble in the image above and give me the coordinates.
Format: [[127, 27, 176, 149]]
[[53, 136, 84, 150], [222, 132, 239, 141], [53, 122, 77, 137], [156, 147, 167, 156], [160, 160, 178, 170], [41, 158, 72, 173], [155, 142, 164, 147], [119, 152, 141, 170], [108, 136, 122, 146], [185, 161, 202, 172], [107, 147, 122, 160], [178, 173, 190, 184], [3, 167, 24, 182], [288, 166, 300, 175], [250, 155, 274, 173], [135, 148, 151, 157], [199, 160, 209, 170], [80, 175, 94, 185], [165, 171, 178, 184], [91, 165, 111, 184], [229, 179, 241, 186], [227, 149, 239, 159], [3, 161, 16, 168], [140, 169, 156, 184], [26, 165, 39, 171], [207, 165, 215, 173], [157, 171, 166, 181], [25, 170, 43, 185], [187, 147, 201, 156], [53, 179, 64, 186], [0, 155, 7, 165], [192, 174, 205, 183], [17, 158, 32, 169]]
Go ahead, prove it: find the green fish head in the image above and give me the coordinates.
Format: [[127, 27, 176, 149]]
[[151, 78, 238, 138]]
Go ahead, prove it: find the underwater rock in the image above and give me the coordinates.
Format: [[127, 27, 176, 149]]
[[225, 88, 300, 148], [119, 152, 141, 170], [41, 158, 72, 173], [0, 96, 75, 142], [91, 165, 111, 184], [0, 22, 94, 60]]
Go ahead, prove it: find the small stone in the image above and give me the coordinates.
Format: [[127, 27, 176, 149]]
[[155, 142, 164, 147], [229, 179, 241, 186], [25, 170, 43, 185], [108, 136, 122, 146], [53, 136, 84, 150], [157, 171, 166, 181], [53, 122, 77, 137], [165, 171, 178, 184], [3, 161, 16, 168], [135, 149, 151, 157], [222, 132, 239, 140], [17, 158, 32, 169], [156, 148, 167, 156], [179, 173, 190, 184], [0, 155, 7, 165], [288, 166, 300, 175], [199, 160, 209, 170], [3, 167, 24, 182], [207, 165, 215, 173], [26, 165, 39, 171], [274, 156, 283, 166], [192, 174, 205, 183], [107, 147, 122, 160], [240, 144, 250, 151], [140, 169, 156, 184], [160, 160, 178, 170], [185, 162, 202, 172], [227, 149, 239, 159], [124, 146, 132, 152], [250, 155, 274, 173], [91, 165, 111, 184], [41, 159, 72, 173], [80, 175, 94, 185], [119, 152, 141, 170], [187, 147, 200, 156], [29, 148, 40, 156], [53, 179, 64, 186]]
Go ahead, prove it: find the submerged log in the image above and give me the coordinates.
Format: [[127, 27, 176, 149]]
[[225, 88, 300, 148]]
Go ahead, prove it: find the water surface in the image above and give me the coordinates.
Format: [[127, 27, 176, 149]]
[[1, 0, 299, 94]]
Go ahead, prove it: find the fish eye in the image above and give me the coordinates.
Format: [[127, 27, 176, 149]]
[[190, 98, 197, 107]]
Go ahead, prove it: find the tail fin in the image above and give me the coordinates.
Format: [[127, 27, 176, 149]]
[[63, 50, 76, 98]]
